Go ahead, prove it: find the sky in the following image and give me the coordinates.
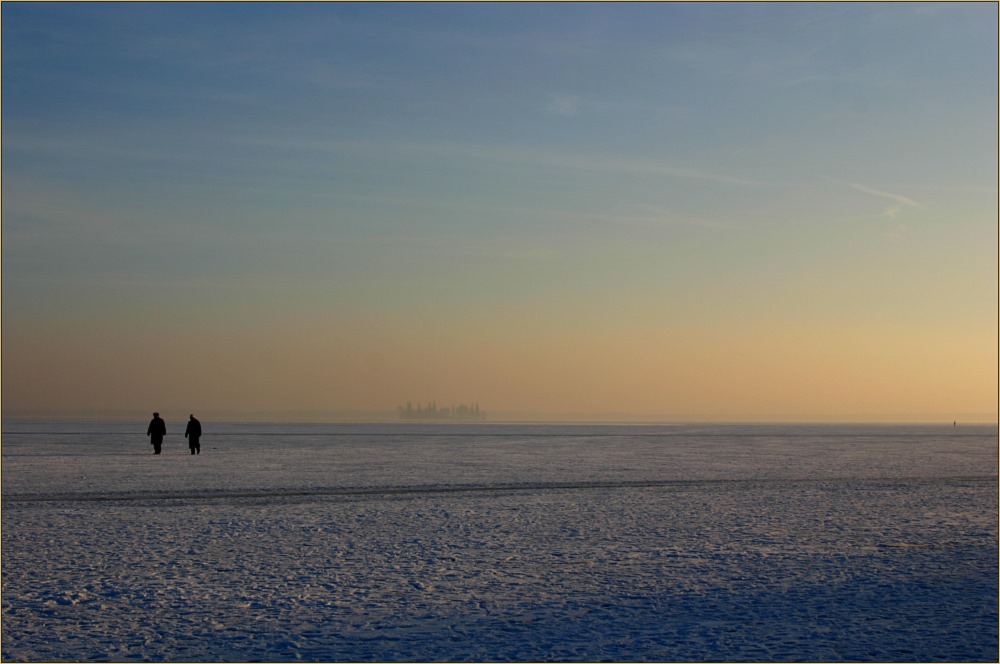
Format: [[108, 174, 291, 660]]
[[2, 2, 997, 423]]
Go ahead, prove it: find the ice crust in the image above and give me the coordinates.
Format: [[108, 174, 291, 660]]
[[2, 422, 997, 661]]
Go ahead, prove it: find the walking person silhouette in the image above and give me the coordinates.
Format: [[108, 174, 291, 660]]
[[147, 412, 166, 454], [185, 414, 202, 455]]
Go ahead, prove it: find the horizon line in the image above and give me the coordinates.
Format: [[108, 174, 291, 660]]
[[2, 409, 997, 427]]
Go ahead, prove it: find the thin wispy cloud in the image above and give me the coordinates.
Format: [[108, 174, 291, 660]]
[[883, 205, 902, 220], [386, 141, 773, 187], [617, 203, 739, 231], [224, 135, 776, 188], [847, 182, 921, 209], [543, 94, 582, 117]]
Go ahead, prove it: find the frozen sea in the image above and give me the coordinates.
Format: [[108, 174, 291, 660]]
[[2, 421, 997, 662]]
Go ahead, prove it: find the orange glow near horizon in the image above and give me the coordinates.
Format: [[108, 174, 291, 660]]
[[3, 300, 996, 423]]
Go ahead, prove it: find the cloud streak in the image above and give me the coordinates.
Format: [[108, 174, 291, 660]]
[[543, 94, 582, 117], [847, 182, 921, 209], [231, 136, 776, 188]]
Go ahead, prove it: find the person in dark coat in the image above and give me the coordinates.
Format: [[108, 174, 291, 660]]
[[185, 414, 202, 455], [147, 412, 166, 454]]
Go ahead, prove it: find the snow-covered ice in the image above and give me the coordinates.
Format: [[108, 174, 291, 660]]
[[2, 422, 997, 661]]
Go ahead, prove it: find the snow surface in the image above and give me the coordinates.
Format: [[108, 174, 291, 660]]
[[2, 422, 997, 662]]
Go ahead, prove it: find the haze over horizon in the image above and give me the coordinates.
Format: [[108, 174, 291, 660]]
[[3, 3, 997, 424]]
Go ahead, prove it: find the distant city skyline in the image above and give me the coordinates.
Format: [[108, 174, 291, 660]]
[[2, 3, 997, 423]]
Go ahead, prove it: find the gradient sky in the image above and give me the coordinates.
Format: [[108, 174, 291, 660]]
[[3, 2, 997, 422]]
